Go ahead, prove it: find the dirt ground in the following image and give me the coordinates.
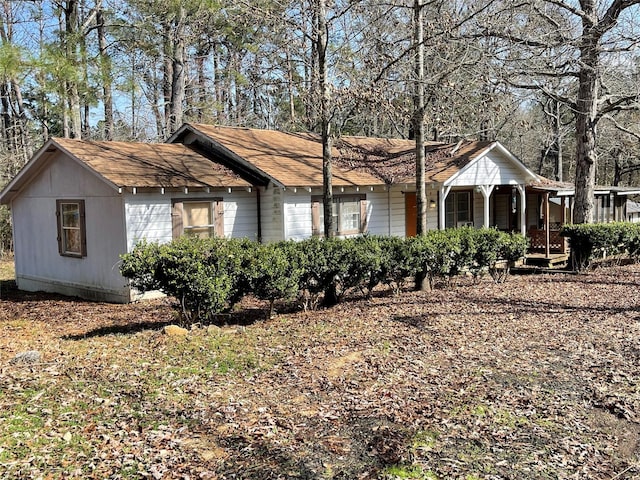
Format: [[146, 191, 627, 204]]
[[1, 260, 639, 479]]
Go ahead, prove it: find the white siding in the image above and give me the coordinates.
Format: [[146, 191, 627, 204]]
[[448, 151, 528, 187], [125, 190, 260, 250], [260, 186, 285, 242], [390, 188, 407, 236], [284, 194, 313, 240], [367, 190, 390, 236], [125, 195, 172, 250], [11, 152, 129, 302]]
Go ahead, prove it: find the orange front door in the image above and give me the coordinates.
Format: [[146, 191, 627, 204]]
[[405, 192, 417, 237]]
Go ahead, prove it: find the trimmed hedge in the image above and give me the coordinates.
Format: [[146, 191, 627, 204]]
[[561, 222, 640, 271], [120, 229, 529, 323]]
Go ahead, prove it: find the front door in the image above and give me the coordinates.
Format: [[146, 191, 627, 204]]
[[405, 192, 417, 237]]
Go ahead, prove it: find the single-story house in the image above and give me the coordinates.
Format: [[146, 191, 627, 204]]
[[2, 123, 638, 301], [0, 138, 255, 302], [627, 201, 640, 222]]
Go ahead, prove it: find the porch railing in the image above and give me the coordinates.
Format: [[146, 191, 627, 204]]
[[528, 228, 567, 254]]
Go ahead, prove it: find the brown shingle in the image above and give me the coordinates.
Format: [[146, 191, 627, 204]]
[[187, 124, 385, 187], [54, 138, 250, 189], [334, 138, 494, 184]]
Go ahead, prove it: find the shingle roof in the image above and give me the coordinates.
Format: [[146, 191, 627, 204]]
[[185, 124, 387, 187], [54, 138, 250, 189], [334, 138, 495, 184], [186, 124, 505, 187]]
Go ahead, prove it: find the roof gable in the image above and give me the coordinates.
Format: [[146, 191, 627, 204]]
[[1, 138, 250, 204], [444, 142, 539, 187]]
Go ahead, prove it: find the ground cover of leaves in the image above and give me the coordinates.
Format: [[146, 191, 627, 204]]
[[0, 260, 639, 479]]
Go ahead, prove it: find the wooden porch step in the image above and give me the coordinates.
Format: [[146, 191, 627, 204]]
[[523, 253, 570, 269]]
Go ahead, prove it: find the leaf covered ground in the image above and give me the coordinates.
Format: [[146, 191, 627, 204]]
[[1, 259, 639, 479]]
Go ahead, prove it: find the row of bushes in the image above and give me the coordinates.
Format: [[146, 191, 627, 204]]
[[120, 228, 528, 323], [561, 222, 640, 271]]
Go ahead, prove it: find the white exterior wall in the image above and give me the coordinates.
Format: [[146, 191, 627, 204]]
[[275, 186, 399, 240], [125, 189, 259, 251], [260, 186, 285, 242], [125, 194, 172, 250], [10, 153, 129, 302], [448, 151, 526, 187], [284, 193, 312, 241], [367, 189, 391, 236]]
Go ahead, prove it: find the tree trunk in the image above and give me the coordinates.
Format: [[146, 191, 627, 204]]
[[573, 34, 599, 224], [162, 31, 173, 137], [64, 0, 82, 139], [169, 6, 186, 133], [413, 0, 427, 237], [97, 8, 113, 140], [285, 45, 296, 123], [413, 0, 429, 291], [318, 0, 334, 237]]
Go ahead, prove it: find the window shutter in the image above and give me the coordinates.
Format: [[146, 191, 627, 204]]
[[360, 198, 368, 233], [55, 202, 63, 255], [79, 201, 87, 257], [171, 201, 183, 239], [214, 200, 224, 237], [311, 197, 321, 236]]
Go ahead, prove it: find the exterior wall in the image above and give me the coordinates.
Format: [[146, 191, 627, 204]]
[[11, 152, 129, 302], [283, 193, 312, 241], [448, 151, 527, 187], [274, 186, 400, 240], [260, 186, 285, 242], [125, 194, 172, 250], [125, 189, 259, 250]]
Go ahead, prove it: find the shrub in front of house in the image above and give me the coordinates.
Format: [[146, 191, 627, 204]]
[[368, 235, 416, 294], [120, 237, 249, 322], [121, 229, 531, 322], [561, 223, 640, 271], [250, 242, 302, 318]]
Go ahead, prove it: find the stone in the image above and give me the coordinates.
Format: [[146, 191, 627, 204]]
[[9, 350, 42, 365], [163, 325, 188, 337]]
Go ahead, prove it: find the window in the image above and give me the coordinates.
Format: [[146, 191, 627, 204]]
[[172, 199, 224, 239], [56, 199, 86, 257], [445, 191, 472, 228], [312, 195, 367, 236]]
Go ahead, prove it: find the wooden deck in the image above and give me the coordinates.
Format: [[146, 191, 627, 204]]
[[523, 252, 570, 269]]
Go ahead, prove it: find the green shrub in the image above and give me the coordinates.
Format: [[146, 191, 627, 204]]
[[250, 242, 302, 318], [373, 236, 416, 294], [410, 230, 461, 290], [468, 228, 501, 279], [120, 237, 246, 323], [290, 237, 333, 310], [561, 223, 632, 271], [120, 228, 532, 320], [490, 231, 528, 282]]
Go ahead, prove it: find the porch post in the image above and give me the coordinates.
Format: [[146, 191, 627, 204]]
[[439, 185, 451, 230], [544, 192, 550, 258], [516, 184, 526, 236], [560, 196, 567, 253], [479, 185, 495, 228]]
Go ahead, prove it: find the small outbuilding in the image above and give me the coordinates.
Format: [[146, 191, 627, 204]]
[[0, 138, 252, 302]]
